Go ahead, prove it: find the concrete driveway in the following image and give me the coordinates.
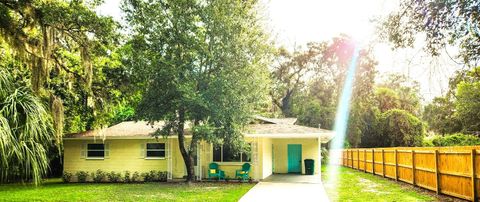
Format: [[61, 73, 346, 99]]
[[239, 174, 330, 202]]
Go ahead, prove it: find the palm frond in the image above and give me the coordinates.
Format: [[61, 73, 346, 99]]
[[0, 70, 53, 185]]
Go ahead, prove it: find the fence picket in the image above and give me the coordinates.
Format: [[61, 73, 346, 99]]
[[338, 147, 480, 201]]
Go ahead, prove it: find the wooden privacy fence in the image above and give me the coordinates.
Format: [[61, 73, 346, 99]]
[[339, 146, 480, 201]]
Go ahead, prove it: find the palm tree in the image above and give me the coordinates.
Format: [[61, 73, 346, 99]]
[[0, 69, 53, 185]]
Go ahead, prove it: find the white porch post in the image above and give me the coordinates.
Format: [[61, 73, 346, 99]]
[[197, 142, 202, 181], [318, 137, 322, 180], [167, 138, 173, 180]]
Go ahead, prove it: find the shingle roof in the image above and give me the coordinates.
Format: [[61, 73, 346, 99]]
[[254, 115, 298, 125], [65, 121, 166, 138], [246, 123, 331, 135], [65, 118, 335, 142]]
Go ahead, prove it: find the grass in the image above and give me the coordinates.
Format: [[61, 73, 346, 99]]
[[322, 165, 437, 202], [0, 179, 254, 202]]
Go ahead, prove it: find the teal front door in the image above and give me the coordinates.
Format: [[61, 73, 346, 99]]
[[287, 144, 302, 173]]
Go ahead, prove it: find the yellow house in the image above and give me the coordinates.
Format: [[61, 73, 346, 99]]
[[63, 116, 334, 181]]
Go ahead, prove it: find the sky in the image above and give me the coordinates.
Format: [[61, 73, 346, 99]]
[[97, 0, 464, 102]]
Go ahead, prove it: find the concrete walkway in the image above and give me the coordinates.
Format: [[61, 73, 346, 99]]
[[239, 174, 330, 202]]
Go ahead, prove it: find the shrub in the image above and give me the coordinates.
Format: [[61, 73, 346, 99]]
[[141, 172, 150, 182], [62, 172, 73, 182], [142, 170, 168, 182], [157, 171, 167, 182], [92, 169, 107, 183], [107, 171, 122, 182], [321, 147, 328, 164], [423, 133, 480, 146], [76, 171, 88, 182], [149, 170, 158, 181], [124, 171, 131, 183], [132, 171, 141, 182], [379, 109, 425, 147]]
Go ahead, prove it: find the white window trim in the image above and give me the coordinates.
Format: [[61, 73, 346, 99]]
[[213, 144, 251, 163], [145, 143, 166, 159], [145, 157, 166, 160], [86, 157, 105, 160]]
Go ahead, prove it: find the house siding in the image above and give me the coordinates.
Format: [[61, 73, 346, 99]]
[[271, 138, 320, 174], [200, 137, 258, 180], [64, 139, 168, 174], [64, 136, 321, 181]]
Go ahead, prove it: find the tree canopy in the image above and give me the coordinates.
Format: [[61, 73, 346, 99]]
[[123, 0, 272, 182], [380, 0, 480, 64], [0, 0, 123, 136]]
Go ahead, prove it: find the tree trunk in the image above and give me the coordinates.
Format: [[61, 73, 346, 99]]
[[177, 108, 195, 182], [281, 89, 293, 116]]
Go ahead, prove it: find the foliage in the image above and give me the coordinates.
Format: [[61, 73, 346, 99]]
[[379, 109, 425, 147], [455, 68, 480, 133], [123, 0, 273, 181], [91, 170, 107, 183], [376, 74, 421, 115], [422, 97, 461, 134], [132, 171, 141, 182], [75, 171, 88, 183], [107, 171, 122, 183], [423, 133, 480, 147], [0, 0, 123, 136], [62, 172, 73, 183], [295, 99, 335, 129], [379, 0, 480, 64], [142, 171, 167, 182], [0, 178, 254, 201], [123, 171, 131, 183], [321, 147, 329, 165], [0, 69, 53, 185], [273, 35, 377, 147], [374, 87, 400, 113], [271, 45, 322, 116], [423, 66, 479, 135]]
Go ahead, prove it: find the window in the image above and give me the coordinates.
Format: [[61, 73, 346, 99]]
[[146, 143, 165, 158], [87, 144, 105, 158], [213, 144, 251, 163]]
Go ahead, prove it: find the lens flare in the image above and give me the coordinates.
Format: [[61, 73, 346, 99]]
[[325, 45, 360, 192]]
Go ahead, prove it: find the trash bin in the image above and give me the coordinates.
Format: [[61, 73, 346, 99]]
[[304, 159, 314, 175]]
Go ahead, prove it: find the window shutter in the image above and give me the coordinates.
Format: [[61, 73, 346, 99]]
[[80, 142, 86, 159], [104, 143, 110, 159], [140, 143, 145, 158], [205, 143, 211, 162]]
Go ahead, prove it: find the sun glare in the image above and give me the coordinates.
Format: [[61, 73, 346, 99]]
[[265, 0, 384, 45]]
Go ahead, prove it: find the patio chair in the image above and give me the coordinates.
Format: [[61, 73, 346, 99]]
[[235, 163, 251, 182], [208, 163, 225, 180]]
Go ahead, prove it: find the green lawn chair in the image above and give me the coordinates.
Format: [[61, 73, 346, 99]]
[[235, 163, 251, 182], [208, 163, 225, 180]]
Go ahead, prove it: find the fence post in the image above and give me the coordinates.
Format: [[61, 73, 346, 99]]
[[348, 150, 350, 167], [394, 149, 398, 181], [382, 149, 385, 178], [434, 149, 440, 194], [372, 149, 375, 175], [357, 149, 360, 170], [353, 149, 356, 169], [471, 149, 476, 202], [351, 150, 354, 168], [412, 150, 416, 186], [364, 149, 367, 173], [345, 150, 348, 166]]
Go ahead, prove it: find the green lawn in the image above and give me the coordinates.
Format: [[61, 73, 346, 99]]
[[322, 166, 437, 202], [0, 179, 254, 202]]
